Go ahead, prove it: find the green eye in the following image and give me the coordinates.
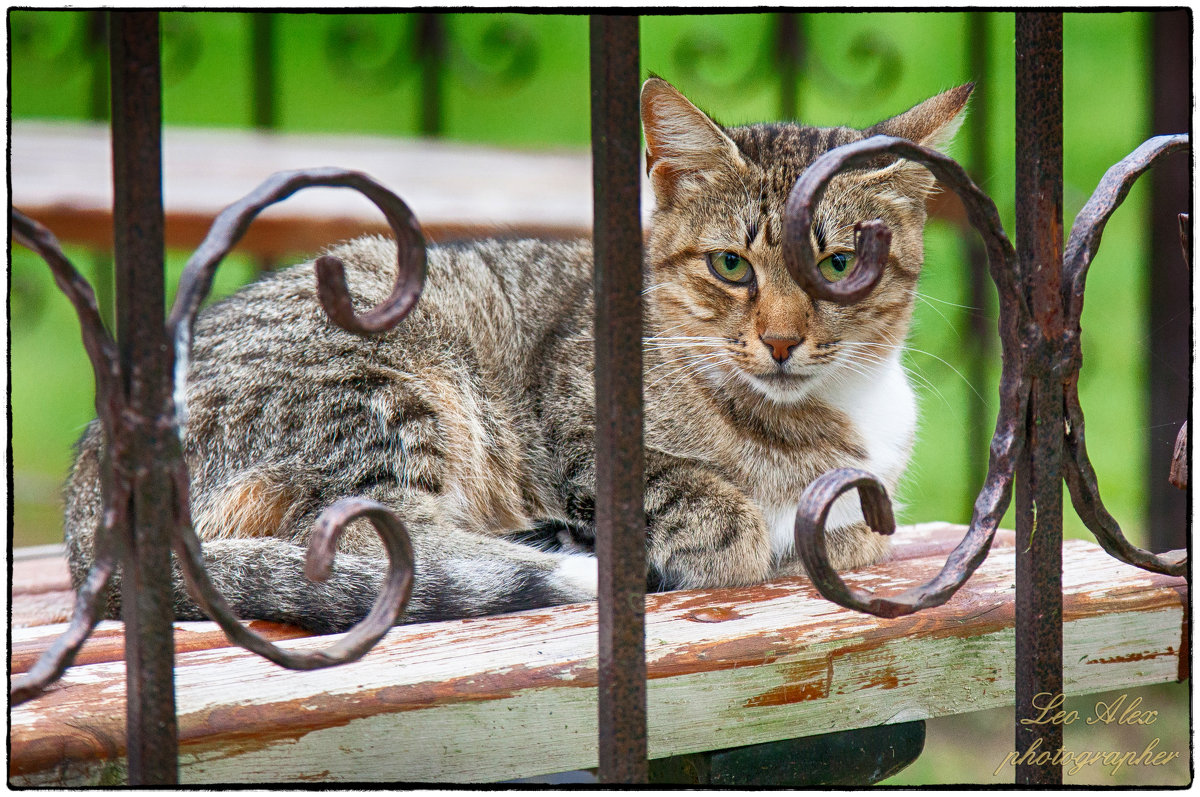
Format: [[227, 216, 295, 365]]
[[706, 251, 754, 285], [818, 252, 857, 283]]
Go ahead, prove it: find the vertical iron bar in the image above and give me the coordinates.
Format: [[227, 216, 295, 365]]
[[775, 12, 803, 120], [250, 12, 279, 273], [416, 13, 445, 137], [589, 14, 647, 784], [1013, 11, 1064, 786], [250, 13, 277, 130], [1147, 9, 1191, 552], [109, 11, 178, 785], [964, 11, 994, 514], [86, 10, 114, 330]]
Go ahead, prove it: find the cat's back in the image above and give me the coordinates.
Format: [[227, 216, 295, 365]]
[[188, 235, 595, 407], [196, 234, 594, 357], [180, 235, 594, 492]]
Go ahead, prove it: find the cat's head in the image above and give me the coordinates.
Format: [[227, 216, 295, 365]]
[[640, 77, 971, 405]]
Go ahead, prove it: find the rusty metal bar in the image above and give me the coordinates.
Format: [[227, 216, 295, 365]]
[[1013, 12, 1064, 785], [250, 13, 277, 130], [589, 14, 646, 784], [1148, 9, 1191, 552], [109, 10, 178, 785], [964, 11, 994, 513], [416, 13, 446, 137], [775, 12, 803, 120]]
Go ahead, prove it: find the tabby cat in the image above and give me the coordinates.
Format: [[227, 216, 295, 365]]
[[64, 78, 971, 633]]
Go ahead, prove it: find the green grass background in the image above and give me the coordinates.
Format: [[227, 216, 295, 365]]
[[8, 12, 1186, 787]]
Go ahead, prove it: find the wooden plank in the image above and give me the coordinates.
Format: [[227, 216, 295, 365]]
[[9, 533, 1185, 785], [9, 121, 610, 258], [10, 620, 311, 675], [10, 121, 968, 262], [11, 555, 70, 596]]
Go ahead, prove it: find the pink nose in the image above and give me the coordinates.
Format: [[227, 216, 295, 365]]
[[760, 335, 802, 363]]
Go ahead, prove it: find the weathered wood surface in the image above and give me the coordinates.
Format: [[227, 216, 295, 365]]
[[10, 121, 970, 262], [9, 524, 1186, 785]]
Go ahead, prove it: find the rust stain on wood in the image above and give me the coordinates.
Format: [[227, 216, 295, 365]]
[[1083, 648, 1177, 666], [649, 583, 801, 614], [648, 635, 790, 680], [744, 658, 832, 707], [9, 716, 126, 778], [684, 607, 744, 623]]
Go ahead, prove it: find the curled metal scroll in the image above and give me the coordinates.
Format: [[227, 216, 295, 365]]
[[12, 167, 426, 705], [169, 167, 426, 337], [1061, 135, 1189, 576], [783, 135, 1025, 309], [788, 134, 1025, 617], [791, 132, 1189, 617]]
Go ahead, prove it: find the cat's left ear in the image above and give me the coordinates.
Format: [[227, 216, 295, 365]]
[[865, 83, 973, 197]]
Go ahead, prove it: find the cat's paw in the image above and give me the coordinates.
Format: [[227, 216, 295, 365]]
[[651, 516, 774, 591], [825, 522, 892, 571], [550, 554, 598, 602]]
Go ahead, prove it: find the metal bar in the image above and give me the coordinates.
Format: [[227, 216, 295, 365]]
[[86, 10, 115, 329], [109, 11, 178, 785], [251, 13, 277, 130], [589, 14, 646, 784], [416, 13, 445, 137], [1013, 11, 1064, 786], [964, 11, 994, 513], [775, 12, 803, 120], [1148, 9, 1191, 552]]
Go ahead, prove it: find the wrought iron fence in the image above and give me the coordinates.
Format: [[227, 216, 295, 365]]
[[8, 9, 1191, 786], [11, 11, 1185, 556]]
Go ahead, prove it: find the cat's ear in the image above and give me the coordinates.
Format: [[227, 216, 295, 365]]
[[641, 77, 745, 201], [865, 83, 973, 198], [868, 83, 973, 152]]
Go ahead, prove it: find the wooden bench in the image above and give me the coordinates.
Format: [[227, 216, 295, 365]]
[[10, 120, 970, 260], [10, 523, 1187, 785], [10, 120, 620, 257]]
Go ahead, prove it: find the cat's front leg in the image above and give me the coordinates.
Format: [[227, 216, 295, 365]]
[[644, 451, 773, 591]]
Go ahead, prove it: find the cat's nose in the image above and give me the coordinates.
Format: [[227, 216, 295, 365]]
[[760, 335, 803, 363]]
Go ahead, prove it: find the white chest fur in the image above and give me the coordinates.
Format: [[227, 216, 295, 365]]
[[761, 352, 917, 560]]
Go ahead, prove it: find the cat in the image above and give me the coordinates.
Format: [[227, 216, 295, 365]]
[[63, 78, 971, 633]]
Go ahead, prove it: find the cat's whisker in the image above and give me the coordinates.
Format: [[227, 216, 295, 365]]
[[836, 349, 956, 413], [647, 355, 732, 392], [643, 342, 730, 352], [645, 350, 728, 373], [646, 354, 729, 386], [910, 288, 982, 312], [909, 291, 959, 338]]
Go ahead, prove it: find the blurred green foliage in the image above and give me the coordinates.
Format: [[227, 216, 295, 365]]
[[10, 11, 1154, 553]]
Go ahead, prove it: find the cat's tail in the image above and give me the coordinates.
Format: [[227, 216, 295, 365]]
[[67, 533, 598, 635]]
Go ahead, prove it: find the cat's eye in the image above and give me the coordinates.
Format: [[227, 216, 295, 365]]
[[706, 251, 754, 285], [818, 252, 857, 283]]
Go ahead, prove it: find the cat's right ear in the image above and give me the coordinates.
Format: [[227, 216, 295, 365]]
[[641, 78, 745, 202]]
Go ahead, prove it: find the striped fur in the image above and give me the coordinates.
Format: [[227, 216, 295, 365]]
[[63, 80, 970, 632]]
